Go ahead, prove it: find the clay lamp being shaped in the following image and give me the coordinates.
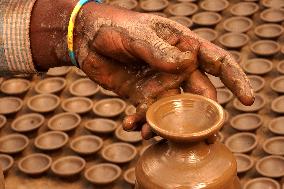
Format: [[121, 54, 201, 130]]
[[1, 78, 30, 96], [193, 28, 218, 42], [271, 96, 284, 114], [84, 118, 118, 134], [35, 77, 66, 94], [234, 153, 254, 174], [46, 66, 71, 77], [0, 134, 29, 154], [230, 2, 259, 16], [123, 167, 136, 186], [243, 177, 281, 189], [0, 154, 14, 174], [276, 60, 284, 74], [262, 0, 284, 8], [256, 155, 284, 178], [109, 0, 138, 10], [233, 94, 266, 112], [192, 12, 222, 27], [11, 113, 45, 133], [260, 8, 284, 23], [242, 58, 273, 75], [199, 0, 229, 12], [115, 125, 142, 143], [268, 117, 284, 135], [254, 24, 283, 39], [247, 75, 265, 92], [225, 132, 258, 153], [218, 32, 249, 49], [136, 93, 241, 189], [51, 156, 86, 177], [47, 112, 81, 132], [223, 17, 253, 33], [168, 2, 198, 16], [263, 137, 284, 156], [0, 97, 23, 115], [27, 94, 60, 113], [70, 135, 103, 155], [61, 97, 93, 114], [169, 16, 193, 28], [69, 78, 100, 97], [250, 40, 281, 56], [270, 76, 284, 93], [34, 131, 69, 151], [0, 115, 7, 129], [93, 98, 126, 117], [140, 0, 169, 12], [230, 113, 263, 132]]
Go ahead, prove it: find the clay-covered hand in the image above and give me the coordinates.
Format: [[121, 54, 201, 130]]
[[74, 4, 254, 139]]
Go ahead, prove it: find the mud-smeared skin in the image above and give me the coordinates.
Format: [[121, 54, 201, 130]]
[[30, 1, 254, 139]]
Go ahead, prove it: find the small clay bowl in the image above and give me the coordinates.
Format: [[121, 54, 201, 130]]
[[101, 142, 137, 164], [69, 78, 100, 97], [271, 96, 284, 114], [271, 76, 284, 93], [35, 77, 66, 94], [27, 94, 60, 113], [243, 177, 280, 189], [51, 156, 86, 177], [1, 78, 30, 95], [228, 50, 242, 63], [192, 12, 222, 26], [70, 135, 103, 155], [225, 132, 258, 153], [74, 68, 87, 77], [254, 24, 283, 39], [0, 134, 29, 154], [223, 17, 253, 33], [250, 40, 280, 56], [247, 75, 265, 92], [47, 112, 81, 132], [230, 113, 263, 131], [199, 0, 229, 12], [61, 97, 93, 114], [260, 8, 284, 23], [11, 113, 45, 133], [217, 88, 233, 105], [93, 98, 126, 117], [233, 94, 266, 112], [115, 126, 142, 143], [243, 58, 273, 75], [100, 87, 118, 97], [268, 117, 284, 135], [18, 153, 52, 175], [230, 2, 259, 16], [234, 153, 254, 174], [34, 131, 69, 151], [46, 66, 71, 77], [0, 154, 14, 173], [262, 0, 284, 8], [169, 16, 193, 28], [263, 137, 284, 155], [140, 0, 169, 12], [84, 118, 117, 134], [193, 28, 218, 42], [84, 163, 121, 185], [109, 0, 138, 10], [168, 3, 198, 16], [276, 60, 284, 74], [0, 115, 7, 129], [0, 97, 23, 115], [256, 155, 284, 178], [123, 167, 136, 186], [218, 32, 249, 49], [208, 74, 224, 88], [125, 105, 136, 116]]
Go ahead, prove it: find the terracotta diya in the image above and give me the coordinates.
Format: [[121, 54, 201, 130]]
[[168, 2, 198, 16], [51, 156, 86, 177], [218, 32, 249, 49], [1, 78, 30, 95], [18, 153, 52, 175], [260, 8, 284, 23], [74, 67, 87, 77], [84, 118, 117, 134], [247, 75, 265, 92], [47, 112, 81, 132], [140, 0, 169, 12], [35, 77, 66, 94], [93, 98, 126, 117], [263, 137, 284, 155], [101, 142, 137, 164], [276, 60, 284, 74], [207, 74, 224, 88], [0, 115, 7, 129], [0, 154, 14, 174], [234, 153, 254, 174], [193, 28, 218, 42], [11, 113, 45, 133], [125, 105, 136, 116], [250, 40, 280, 56], [268, 117, 284, 135], [169, 16, 193, 28], [46, 66, 71, 77], [70, 135, 103, 155], [192, 11, 222, 26], [254, 24, 283, 39], [230, 113, 263, 131], [199, 0, 229, 12], [216, 88, 233, 105], [243, 177, 280, 189], [262, 0, 284, 8], [230, 2, 259, 16], [27, 94, 60, 113], [271, 96, 284, 114], [100, 87, 118, 96], [115, 125, 142, 143], [84, 163, 121, 185], [225, 132, 258, 153], [109, 0, 138, 10], [61, 97, 93, 114], [233, 94, 266, 112], [271, 76, 284, 93], [243, 58, 273, 75], [0, 97, 23, 115], [256, 155, 284, 178], [228, 50, 241, 63], [34, 131, 69, 151], [69, 78, 100, 97], [0, 134, 29, 154], [123, 167, 136, 186], [223, 17, 253, 33]]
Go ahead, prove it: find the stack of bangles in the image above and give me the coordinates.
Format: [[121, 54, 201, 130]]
[[67, 0, 103, 68]]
